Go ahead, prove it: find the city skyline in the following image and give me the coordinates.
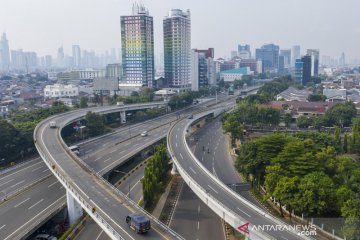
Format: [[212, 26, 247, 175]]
[[1, 0, 360, 60]]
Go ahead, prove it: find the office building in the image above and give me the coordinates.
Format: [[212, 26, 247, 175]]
[[11, 49, 38, 71], [255, 44, 279, 72], [44, 84, 79, 99], [294, 59, 304, 85], [230, 51, 238, 59], [339, 52, 346, 66], [57, 46, 65, 68], [292, 45, 301, 67], [72, 45, 81, 68], [306, 49, 319, 77], [301, 55, 312, 85], [44, 55, 52, 68], [0, 33, 10, 71], [280, 49, 291, 68], [121, 3, 154, 88], [106, 63, 122, 79], [238, 59, 262, 74], [191, 48, 216, 91], [238, 44, 251, 59], [215, 59, 236, 73], [220, 67, 253, 82], [164, 9, 191, 90], [279, 55, 285, 73]]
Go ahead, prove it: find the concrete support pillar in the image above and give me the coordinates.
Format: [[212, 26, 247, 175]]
[[66, 190, 83, 225], [171, 162, 178, 175], [120, 111, 126, 123]]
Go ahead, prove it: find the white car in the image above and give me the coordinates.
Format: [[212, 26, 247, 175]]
[[140, 131, 148, 137]]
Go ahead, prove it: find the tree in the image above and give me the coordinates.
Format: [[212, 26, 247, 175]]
[[272, 139, 319, 177], [264, 164, 283, 196], [341, 198, 360, 239], [222, 113, 243, 146], [326, 102, 357, 127], [308, 94, 326, 102], [273, 176, 300, 218], [80, 97, 88, 108], [296, 172, 336, 217], [296, 116, 312, 128], [84, 111, 109, 137], [283, 113, 292, 127], [334, 126, 342, 152], [344, 133, 348, 153]]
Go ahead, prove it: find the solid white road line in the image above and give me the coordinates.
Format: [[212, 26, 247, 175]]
[[31, 166, 43, 172], [0, 161, 42, 181], [207, 185, 218, 194], [28, 199, 44, 210], [0, 224, 6, 230], [237, 207, 251, 218], [10, 180, 25, 188], [95, 230, 104, 240], [189, 167, 197, 174], [14, 198, 30, 208], [0, 179, 14, 187], [48, 181, 58, 188]]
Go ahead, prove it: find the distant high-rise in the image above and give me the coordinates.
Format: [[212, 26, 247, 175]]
[[45, 55, 52, 68], [121, 3, 154, 88], [230, 51, 238, 59], [301, 55, 312, 85], [255, 44, 279, 72], [280, 49, 291, 69], [306, 49, 319, 77], [57, 46, 65, 67], [72, 45, 81, 68], [238, 44, 251, 59], [191, 48, 215, 91], [339, 52, 346, 66], [164, 9, 191, 90], [292, 45, 301, 67], [0, 33, 10, 71]]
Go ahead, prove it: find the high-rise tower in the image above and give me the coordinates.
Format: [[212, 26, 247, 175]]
[[121, 3, 154, 88], [163, 9, 191, 90], [0, 33, 10, 71], [72, 45, 81, 68], [306, 49, 320, 77]]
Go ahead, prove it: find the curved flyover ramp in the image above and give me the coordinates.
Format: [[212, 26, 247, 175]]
[[34, 104, 183, 240], [167, 109, 312, 240]]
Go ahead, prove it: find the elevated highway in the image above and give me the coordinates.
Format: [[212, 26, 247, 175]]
[[167, 109, 310, 240], [34, 103, 182, 240]]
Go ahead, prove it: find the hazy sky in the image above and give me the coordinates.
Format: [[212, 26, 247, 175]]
[[1, 0, 359, 60]]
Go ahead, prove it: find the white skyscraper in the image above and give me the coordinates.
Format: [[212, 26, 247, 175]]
[[292, 45, 301, 67], [164, 9, 191, 90], [72, 45, 81, 68]]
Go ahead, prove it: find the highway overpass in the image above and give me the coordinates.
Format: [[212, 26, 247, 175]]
[[34, 103, 183, 240], [167, 109, 311, 240]]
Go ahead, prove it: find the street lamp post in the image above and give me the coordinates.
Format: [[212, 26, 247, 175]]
[[114, 169, 131, 199]]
